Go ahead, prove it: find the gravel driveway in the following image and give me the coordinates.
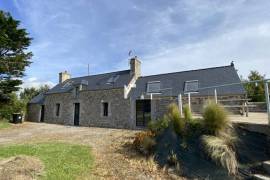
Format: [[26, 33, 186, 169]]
[[0, 122, 175, 180]]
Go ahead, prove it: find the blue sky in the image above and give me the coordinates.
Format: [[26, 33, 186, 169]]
[[1, 0, 270, 88]]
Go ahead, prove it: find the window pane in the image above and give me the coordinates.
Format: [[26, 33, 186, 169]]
[[147, 82, 160, 93], [184, 81, 199, 92]]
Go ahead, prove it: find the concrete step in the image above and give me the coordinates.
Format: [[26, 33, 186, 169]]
[[253, 174, 270, 180], [263, 161, 270, 174]]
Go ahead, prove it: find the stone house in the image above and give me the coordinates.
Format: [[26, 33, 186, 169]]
[[27, 57, 245, 129]]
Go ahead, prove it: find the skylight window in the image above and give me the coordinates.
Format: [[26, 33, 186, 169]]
[[147, 81, 161, 93], [61, 81, 73, 89], [81, 79, 88, 85], [184, 80, 199, 92], [107, 75, 120, 84]]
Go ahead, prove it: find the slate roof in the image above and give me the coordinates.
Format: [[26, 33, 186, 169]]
[[29, 93, 45, 104], [131, 65, 246, 98], [46, 70, 131, 94]]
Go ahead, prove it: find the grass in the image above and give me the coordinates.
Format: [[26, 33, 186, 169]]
[[0, 119, 11, 129], [201, 135, 238, 175], [203, 101, 229, 135], [0, 142, 94, 180]]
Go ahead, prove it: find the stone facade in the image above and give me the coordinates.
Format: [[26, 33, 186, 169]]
[[26, 104, 41, 122], [43, 88, 133, 128]]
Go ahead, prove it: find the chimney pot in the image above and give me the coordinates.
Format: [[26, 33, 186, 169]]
[[59, 71, 71, 84], [130, 57, 141, 79]]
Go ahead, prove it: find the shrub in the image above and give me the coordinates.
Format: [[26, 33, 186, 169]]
[[133, 131, 156, 155], [202, 101, 229, 135], [167, 150, 178, 166], [141, 136, 156, 155], [183, 105, 192, 122], [0, 93, 26, 120], [201, 135, 238, 175], [148, 117, 169, 134], [167, 103, 185, 136]]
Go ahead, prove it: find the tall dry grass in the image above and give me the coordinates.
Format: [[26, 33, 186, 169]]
[[167, 103, 185, 136], [202, 101, 230, 135], [201, 135, 238, 175]]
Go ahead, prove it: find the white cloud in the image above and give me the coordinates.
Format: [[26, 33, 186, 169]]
[[141, 22, 270, 78], [20, 77, 55, 90], [5, 0, 270, 81]]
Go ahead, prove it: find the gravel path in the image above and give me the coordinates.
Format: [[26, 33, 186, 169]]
[[0, 122, 176, 179]]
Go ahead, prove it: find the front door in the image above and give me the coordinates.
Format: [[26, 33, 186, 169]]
[[74, 103, 80, 126], [40, 105, 45, 122], [136, 100, 151, 127]]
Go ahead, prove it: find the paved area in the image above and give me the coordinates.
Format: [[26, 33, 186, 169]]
[[194, 112, 269, 125], [229, 112, 269, 125], [0, 122, 176, 180]]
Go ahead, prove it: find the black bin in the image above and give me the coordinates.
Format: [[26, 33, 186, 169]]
[[11, 113, 23, 124]]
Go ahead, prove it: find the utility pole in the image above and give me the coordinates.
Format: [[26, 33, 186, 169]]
[[88, 64, 90, 76]]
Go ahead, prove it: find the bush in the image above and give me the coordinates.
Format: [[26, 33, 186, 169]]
[[0, 93, 26, 120], [133, 131, 156, 155], [202, 101, 229, 135], [183, 105, 192, 122], [201, 135, 238, 175], [186, 118, 204, 136], [148, 117, 169, 134], [167, 103, 185, 136], [141, 136, 156, 155]]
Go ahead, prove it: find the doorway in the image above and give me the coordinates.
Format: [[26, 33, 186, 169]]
[[136, 100, 151, 127], [74, 103, 80, 126], [40, 105, 45, 122]]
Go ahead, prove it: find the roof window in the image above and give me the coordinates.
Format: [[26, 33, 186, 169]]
[[184, 80, 199, 92], [147, 81, 161, 93]]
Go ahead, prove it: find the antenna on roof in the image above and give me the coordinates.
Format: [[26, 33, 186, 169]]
[[88, 64, 90, 76], [128, 50, 133, 57]]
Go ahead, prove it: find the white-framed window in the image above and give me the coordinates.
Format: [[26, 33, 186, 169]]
[[184, 80, 199, 93], [147, 81, 161, 93]]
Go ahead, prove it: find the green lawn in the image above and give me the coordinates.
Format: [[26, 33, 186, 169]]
[[0, 120, 11, 129], [0, 142, 94, 180]]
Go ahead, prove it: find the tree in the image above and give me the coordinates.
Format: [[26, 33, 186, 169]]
[[20, 85, 49, 102], [0, 10, 32, 104], [244, 71, 265, 102]]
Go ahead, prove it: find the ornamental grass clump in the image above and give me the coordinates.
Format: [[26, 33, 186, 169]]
[[183, 105, 192, 122], [201, 135, 238, 176], [202, 101, 230, 135], [167, 103, 185, 136], [147, 116, 169, 134]]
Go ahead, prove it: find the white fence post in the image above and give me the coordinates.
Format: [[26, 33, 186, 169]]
[[214, 89, 218, 104], [188, 93, 191, 110], [178, 94, 183, 117], [264, 81, 270, 125]]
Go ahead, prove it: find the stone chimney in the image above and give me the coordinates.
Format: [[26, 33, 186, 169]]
[[59, 71, 71, 83], [130, 56, 141, 79]]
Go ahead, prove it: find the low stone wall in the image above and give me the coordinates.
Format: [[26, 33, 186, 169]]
[[26, 104, 40, 122], [151, 95, 245, 120]]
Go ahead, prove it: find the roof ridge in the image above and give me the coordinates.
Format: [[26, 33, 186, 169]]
[[69, 69, 130, 80], [140, 65, 233, 79]]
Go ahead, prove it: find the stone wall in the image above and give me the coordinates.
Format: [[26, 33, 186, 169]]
[[151, 95, 245, 120], [26, 104, 41, 122], [43, 88, 132, 128]]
